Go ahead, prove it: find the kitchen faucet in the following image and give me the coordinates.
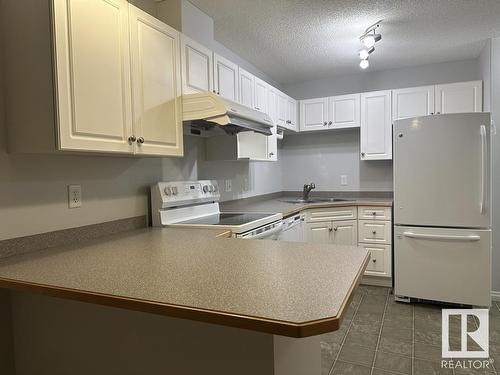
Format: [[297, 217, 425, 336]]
[[302, 182, 316, 201]]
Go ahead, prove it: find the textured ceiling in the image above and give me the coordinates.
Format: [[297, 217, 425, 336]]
[[188, 0, 500, 84]]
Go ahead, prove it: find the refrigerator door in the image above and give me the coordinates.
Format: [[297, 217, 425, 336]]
[[394, 226, 491, 306], [394, 113, 491, 228]]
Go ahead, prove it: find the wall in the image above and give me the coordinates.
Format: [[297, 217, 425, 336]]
[[478, 40, 492, 112], [491, 38, 500, 293], [281, 130, 392, 192], [282, 59, 480, 100]]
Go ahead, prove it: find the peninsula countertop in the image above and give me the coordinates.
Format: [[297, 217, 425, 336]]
[[0, 226, 369, 338]]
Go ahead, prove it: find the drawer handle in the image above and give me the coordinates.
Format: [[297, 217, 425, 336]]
[[372, 259, 377, 263], [372, 212, 377, 216], [372, 230, 377, 235]]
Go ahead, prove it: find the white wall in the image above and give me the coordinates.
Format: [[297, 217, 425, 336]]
[[281, 130, 392, 192], [282, 59, 480, 100]]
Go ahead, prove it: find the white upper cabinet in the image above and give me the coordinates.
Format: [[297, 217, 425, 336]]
[[254, 77, 268, 113], [129, 5, 183, 156], [299, 93, 360, 131], [435, 80, 483, 114], [214, 53, 239, 101], [328, 93, 360, 129], [266, 86, 278, 161], [392, 85, 435, 121], [287, 97, 298, 131], [180, 34, 213, 95], [277, 91, 289, 128], [360, 90, 392, 160], [300, 98, 328, 131], [238, 68, 254, 108], [53, 0, 134, 153]]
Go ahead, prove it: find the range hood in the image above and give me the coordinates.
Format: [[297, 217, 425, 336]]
[[182, 92, 273, 136]]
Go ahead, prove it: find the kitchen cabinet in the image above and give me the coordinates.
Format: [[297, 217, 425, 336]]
[[392, 85, 435, 121], [129, 5, 183, 156], [53, 0, 134, 154], [435, 80, 482, 114], [360, 90, 392, 160], [214, 53, 239, 102], [299, 94, 360, 131], [5, 0, 183, 156], [361, 244, 392, 278], [238, 68, 254, 108], [180, 34, 213, 94], [276, 91, 298, 132], [287, 97, 298, 131], [300, 98, 328, 131], [304, 220, 357, 245], [266, 86, 279, 161], [254, 77, 268, 113], [328, 94, 361, 129]]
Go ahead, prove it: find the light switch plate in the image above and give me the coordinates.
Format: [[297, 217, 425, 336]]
[[340, 175, 348, 186], [68, 185, 82, 208]]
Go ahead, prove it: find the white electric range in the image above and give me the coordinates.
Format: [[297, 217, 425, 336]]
[[151, 180, 283, 239]]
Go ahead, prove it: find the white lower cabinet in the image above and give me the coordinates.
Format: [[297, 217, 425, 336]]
[[303, 205, 392, 282], [304, 220, 357, 246]]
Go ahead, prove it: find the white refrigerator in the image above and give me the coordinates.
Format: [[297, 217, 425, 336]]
[[393, 112, 491, 306]]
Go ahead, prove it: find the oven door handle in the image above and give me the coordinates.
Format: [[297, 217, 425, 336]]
[[244, 222, 283, 239]]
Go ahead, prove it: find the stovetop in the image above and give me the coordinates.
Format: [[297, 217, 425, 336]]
[[175, 212, 276, 226]]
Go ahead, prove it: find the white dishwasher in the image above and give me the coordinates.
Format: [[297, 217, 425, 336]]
[[278, 214, 305, 242]]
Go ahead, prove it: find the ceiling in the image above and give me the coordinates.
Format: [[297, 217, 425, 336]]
[[188, 0, 500, 84]]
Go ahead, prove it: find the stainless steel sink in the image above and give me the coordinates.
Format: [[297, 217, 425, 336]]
[[279, 198, 351, 204]]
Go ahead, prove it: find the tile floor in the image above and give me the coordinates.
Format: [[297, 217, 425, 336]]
[[321, 285, 500, 375]]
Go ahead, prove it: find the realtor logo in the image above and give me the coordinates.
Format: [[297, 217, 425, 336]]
[[442, 309, 489, 358]]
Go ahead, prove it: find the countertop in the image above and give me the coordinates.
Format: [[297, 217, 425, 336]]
[[0, 226, 369, 338], [220, 194, 393, 217]]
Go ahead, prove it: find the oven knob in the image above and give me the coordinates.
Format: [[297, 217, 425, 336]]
[[172, 186, 178, 195], [164, 187, 171, 196], [203, 185, 209, 193]]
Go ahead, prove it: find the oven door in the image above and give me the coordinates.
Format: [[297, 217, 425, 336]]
[[237, 221, 283, 240]]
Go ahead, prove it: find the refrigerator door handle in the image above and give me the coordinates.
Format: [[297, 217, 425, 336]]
[[403, 232, 481, 242], [480, 125, 487, 214]]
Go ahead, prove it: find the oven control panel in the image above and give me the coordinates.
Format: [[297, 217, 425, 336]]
[[152, 180, 220, 209]]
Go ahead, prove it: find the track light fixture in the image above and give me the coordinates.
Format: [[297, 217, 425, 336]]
[[358, 20, 382, 69]]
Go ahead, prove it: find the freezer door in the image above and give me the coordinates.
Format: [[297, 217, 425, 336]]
[[394, 113, 491, 228], [394, 226, 491, 306]]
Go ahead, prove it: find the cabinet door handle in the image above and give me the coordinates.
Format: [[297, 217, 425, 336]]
[[255, 107, 260, 110], [137, 137, 145, 144], [329, 227, 333, 232], [328, 121, 332, 126], [361, 152, 365, 157], [128, 135, 136, 143], [323, 121, 327, 126], [334, 227, 338, 231]]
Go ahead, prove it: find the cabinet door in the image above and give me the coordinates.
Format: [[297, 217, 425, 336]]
[[214, 53, 238, 101], [129, 5, 183, 156], [287, 98, 298, 131], [299, 97, 328, 131], [328, 94, 360, 129], [180, 34, 213, 94], [238, 68, 254, 108], [277, 92, 288, 127], [53, 0, 133, 153], [304, 222, 332, 244], [435, 80, 482, 114], [360, 90, 392, 160], [254, 77, 268, 113], [331, 220, 357, 246], [392, 85, 435, 121], [266, 87, 278, 161]]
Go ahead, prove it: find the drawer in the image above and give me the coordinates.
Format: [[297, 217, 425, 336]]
[[358, 220, 392, 244], [360, 244, 391, 277], [305, 206, 356, 222], [358, 206, 392, 221]]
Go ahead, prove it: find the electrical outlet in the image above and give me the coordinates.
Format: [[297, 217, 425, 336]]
[[225, 179, 232, 192], [68, 185, 82, 208], [340, 175, 348, 186]]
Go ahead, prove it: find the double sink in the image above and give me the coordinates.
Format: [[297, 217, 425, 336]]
[[279, 197, 351, 204]]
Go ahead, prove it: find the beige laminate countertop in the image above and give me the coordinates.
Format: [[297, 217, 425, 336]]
[[0, 226, 369, 337], [220, 195, 393, 217]]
